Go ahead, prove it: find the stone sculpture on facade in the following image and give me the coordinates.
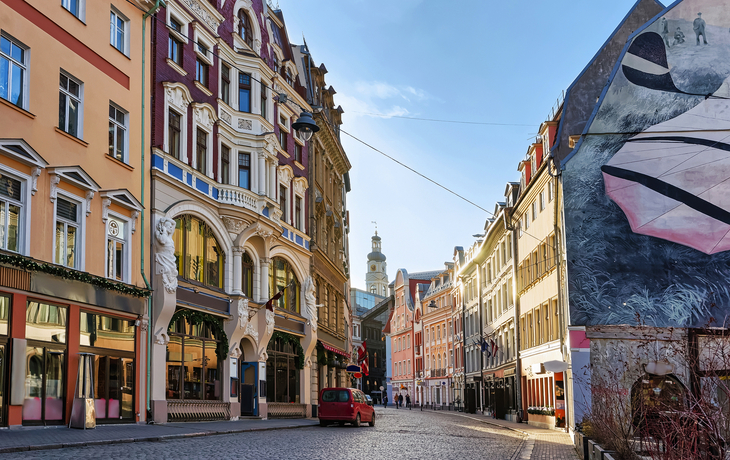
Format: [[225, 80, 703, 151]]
[[265, 308, 275, 334], [304, 276, 320, 331], [238, 297, 249, 329], [155, 217, 179, 293]]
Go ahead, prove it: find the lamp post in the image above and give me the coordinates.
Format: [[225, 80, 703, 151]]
[[292, 111, 319, 141]]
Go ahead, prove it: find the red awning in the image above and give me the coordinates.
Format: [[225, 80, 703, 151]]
[[319, 341, 349, 357]]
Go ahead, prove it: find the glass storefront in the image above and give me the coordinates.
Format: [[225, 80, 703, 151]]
[[166, 312, 222, 401], [266, 337, 300, 403], [268, 258, 300, 313], [24, 301, 66, 425], [0, 294, 7, 426], [79, 312, 135, 421]]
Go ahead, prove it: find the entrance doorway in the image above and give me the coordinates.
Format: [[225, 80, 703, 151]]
[[240, 361, 257, 416]]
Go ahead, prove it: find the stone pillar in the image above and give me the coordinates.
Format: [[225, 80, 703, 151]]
[[269, 162, 276, 199], [258, 153, 266, 196], [231, 247, 243, 295], [259, 257, 270, 303]]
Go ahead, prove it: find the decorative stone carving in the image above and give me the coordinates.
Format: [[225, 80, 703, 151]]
[[181, 0, 220, 31], [164, 83, 191, 112], [232, 14, 240, 33], [238, 297, 249, 329], [139, 316, 149, 332], [304, 276, 319, 332], [85, 191, 94, 216], [49, 175, 60, 202], [245, 322, 258, 343], [30, 167, 41, 196], [193, 104, 215, 131], [155, 331, 170, 346], [254, 223, 273, 239], [229, 342, 242, 359], [277, 165, 294, 185], [254, 38, 262, 55], [101, 198, 112, 223], [131, 211, 139, 234], [271, 207, 282, 225], [154, 217, 179, 293], [292, 177, 308, 196], [265, 308, 275, 334], [238, 118, 253, 130], [222, 216, 247, 234], [220, 111, 232, 125]]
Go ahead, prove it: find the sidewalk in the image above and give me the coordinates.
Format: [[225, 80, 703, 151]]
[[0, 418, 318, 454], [446, 412, 579, 460]]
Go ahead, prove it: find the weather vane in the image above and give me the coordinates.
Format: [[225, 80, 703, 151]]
[[371, 221, 377, 235]]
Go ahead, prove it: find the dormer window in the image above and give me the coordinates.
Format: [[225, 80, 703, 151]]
[[285, 68, 293, 87], [531, 154, 537, 176], [238, 10, 253, 48]]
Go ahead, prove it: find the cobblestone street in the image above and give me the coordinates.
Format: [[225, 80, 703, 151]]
[[3, 409, 527, 460]]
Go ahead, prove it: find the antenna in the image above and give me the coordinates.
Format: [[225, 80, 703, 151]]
[[371, 221, 378, 235]]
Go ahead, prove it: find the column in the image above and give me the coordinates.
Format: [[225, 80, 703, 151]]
[[259, 257, 270, 303], [269, 163, 276, 199], [258, 153, 266, 196], [231, 247, 243, 295], [251, 151, 258, 193]]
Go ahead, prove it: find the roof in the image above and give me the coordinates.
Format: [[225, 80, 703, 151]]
[[408, 270, 443, 281]]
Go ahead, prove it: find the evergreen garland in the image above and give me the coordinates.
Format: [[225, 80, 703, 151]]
[[168, 309, 229, 361], [0, 253, 151, 298], [270, 330, 305, 369]]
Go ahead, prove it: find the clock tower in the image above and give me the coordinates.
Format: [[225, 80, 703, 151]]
[[365, 232, 388, 296]]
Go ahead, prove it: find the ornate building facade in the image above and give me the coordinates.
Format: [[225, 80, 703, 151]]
[[148, 0, 319, 422]]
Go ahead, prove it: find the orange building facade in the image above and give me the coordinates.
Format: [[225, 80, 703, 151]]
[[420, 264, 454, 407], [0, 0, 154, 426]]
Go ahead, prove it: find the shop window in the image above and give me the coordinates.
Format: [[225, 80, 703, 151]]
[[166, 312, 222, 401], [269, 257, 300, 313], [266, 336, 300, 403], [24, 301, 67, 425], [0, 295, 6, 426], [173, 215, 225, 289]]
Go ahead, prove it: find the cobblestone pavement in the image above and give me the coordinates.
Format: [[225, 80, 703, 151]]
[[3, 408, 525, 460]]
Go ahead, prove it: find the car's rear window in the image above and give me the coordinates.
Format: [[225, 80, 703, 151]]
[[321, 390, 350, 402]]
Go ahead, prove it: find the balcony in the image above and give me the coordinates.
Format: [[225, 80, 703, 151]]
[[432, 368, 447, 377], [217, 184, 259, 212]]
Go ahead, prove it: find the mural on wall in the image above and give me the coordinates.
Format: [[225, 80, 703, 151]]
[[564, 0, 730, 327]]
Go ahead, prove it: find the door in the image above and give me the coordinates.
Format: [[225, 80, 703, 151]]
[[240, 362, 257, 416], [0, 344, 4, 426], [495, 385, 506, 419], [23, 347, 65, 425]]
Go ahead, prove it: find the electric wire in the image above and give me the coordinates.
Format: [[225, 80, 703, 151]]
[[350, 112, 535, 127]]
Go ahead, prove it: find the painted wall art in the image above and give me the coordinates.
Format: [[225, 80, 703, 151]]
[[564, 0, 730, 327]]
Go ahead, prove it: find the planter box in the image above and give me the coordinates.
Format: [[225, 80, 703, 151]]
[[528, 414, 555, 430]]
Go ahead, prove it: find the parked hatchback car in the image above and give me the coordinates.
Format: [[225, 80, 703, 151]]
[[318, 388, 375, 427]]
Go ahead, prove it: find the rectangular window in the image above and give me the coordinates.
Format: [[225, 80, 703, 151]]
[[55, 197, 79, 268], [221, 64, 230, 105], [279, 185, 288, 223], [106, 216, 127, 281], [279, 129, 287, 151], [294, 196, 302, 231], [540, 191, 546, 212], [110, 8, 127, 54], [80, 312, 134, 352], [108, 104, 127, 163], [238, 73, 251, 113], [0, 174, 22, 253], [295, 144, 302, 163], [0, 35, 27, 108], [59, 73, 82, 138], [62, 0, 81, 18], [260, 85, 267, 119], [168, 19, 183, 65], [218, 145, 230, 185], [548, 180, 554, 202], [195, 128, 207, 174], [532, 201, 537, 221], [168, 109, 181, 159], [26, 301, 67, 343], [238, 152, 250, 189], [195, 58, 208, 87]]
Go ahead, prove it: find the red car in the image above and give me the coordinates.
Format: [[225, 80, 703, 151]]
[[318, 387, 375, 427]]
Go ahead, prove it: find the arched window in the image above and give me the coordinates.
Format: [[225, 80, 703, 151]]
[[238, 10, 253, 48], [269, 257, 300, 313], [173, 215, 225, 289], [242, 252, 254, 297], [631, 373, 686, 432]]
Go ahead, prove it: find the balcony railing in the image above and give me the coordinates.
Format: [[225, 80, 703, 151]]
[[217, 184, 259, 212], [432, 368, 447, 377]]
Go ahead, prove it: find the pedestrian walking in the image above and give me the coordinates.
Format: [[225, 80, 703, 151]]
[[398, 393, 403, 408], [406, 394, 411, 410], [383, 395, 388, 408], [694, 12, 708, 45]]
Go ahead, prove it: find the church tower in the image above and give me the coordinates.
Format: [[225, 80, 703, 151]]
[[366, 232, 388, 296]]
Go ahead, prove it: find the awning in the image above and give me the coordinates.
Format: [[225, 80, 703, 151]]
[[319, 340, 349, 357]]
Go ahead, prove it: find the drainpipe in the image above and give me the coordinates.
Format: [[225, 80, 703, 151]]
[[141, 0, 165, 419]]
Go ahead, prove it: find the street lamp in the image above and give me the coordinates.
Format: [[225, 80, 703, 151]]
[[292, 111, 319, 141]]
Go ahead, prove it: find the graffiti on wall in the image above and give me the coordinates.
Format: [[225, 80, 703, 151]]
[[564, 0, 730, 327]]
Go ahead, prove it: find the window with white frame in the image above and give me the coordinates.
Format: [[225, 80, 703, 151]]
[[539, 190, 546, 212], [532, 201, 537, 221], [548, 179, 554, 202], [195, 127, 207, 175], [294, 195, 302, 231], [0, 34, 28, 109], [106, 214, 128, 281], [238, 152, 250, 189], [59, 72, 83, 138], [279, 184, 288, 223], [0, 173, 23, 253], [108, 103, 127, 163], [61, 0, 85, 21], [55, 196, 81, 268], [110, 7, 129, 55]]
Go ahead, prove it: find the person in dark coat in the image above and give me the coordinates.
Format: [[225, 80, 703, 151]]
[[694, 12, 708, 45], [383, 395, 388, 408], [398, 393, 403, 408], [406, 394, 411, 409], [674, 27, 685, 44]]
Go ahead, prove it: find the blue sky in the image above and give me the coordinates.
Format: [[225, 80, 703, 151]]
[[278, 0, 659, 290]]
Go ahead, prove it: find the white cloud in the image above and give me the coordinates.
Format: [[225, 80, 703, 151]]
[[335, 80, 431, 120]]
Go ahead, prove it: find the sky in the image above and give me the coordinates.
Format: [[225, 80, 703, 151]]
[[277, 0, 662, 290]]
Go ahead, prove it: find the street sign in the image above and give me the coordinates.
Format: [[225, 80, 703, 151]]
[[354, 372, 362, 378], [346, 365, 361, 373], [379, 386, 384, 391]]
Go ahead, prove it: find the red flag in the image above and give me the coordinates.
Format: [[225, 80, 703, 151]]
[[265, 281, 293, 311], [357, 341, 367, 363], [361, 355, 369, 376]]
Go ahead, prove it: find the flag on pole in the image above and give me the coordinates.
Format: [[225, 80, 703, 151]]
[[357, 341, 369, 376], [491, 339, 498, 356], [265, 280, 293, 311]]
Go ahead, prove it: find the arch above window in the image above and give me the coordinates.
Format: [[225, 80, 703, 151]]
[[173, 214, 225, 289], [233, 1, 261, 54], [269, 257, 300, 314]]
